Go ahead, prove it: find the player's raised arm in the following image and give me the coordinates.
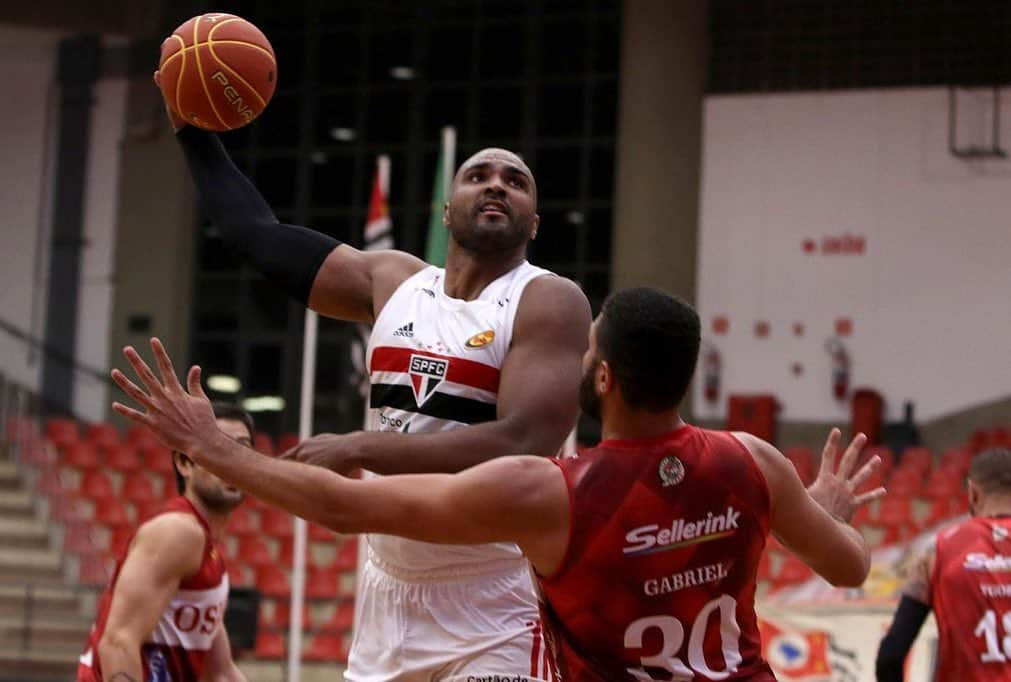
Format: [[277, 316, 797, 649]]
[[170, 122, 423, 323], [736, 430, 881, 587], [97, 515, 204, 680], [284, 275, 590, 474]]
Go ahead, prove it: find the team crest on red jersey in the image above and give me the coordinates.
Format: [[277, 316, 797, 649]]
[[994, 524, 1009, 542], [658, 456, 685, 487], [408, 354, 448, 406]]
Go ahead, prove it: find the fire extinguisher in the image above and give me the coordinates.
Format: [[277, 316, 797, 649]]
[[702, 341, 721, 403], [824, 337, 850, 400]]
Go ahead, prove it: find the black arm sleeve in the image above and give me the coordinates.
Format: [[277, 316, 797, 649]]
[[875, 595, 931, 682], [176, 127, 339, 305]]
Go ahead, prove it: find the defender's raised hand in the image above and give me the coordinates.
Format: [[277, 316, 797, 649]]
[[807, 428, 887, 523], [111, 338, 218, 454]]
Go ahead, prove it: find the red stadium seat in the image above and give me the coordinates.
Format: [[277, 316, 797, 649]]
[[886, 468, 925, 497], [81, 471, 116, 502], [863, 446, 895, 475], [899, 447, 933, 473], [774, 556, 812, 588], [238, 537, 275, 568], [37, 468, 70, 497], [227, 562, 250, 588], [875, 497, 913, 528], [105, 445, 142, 473], [78, 552, 112, 587], [225, 506, 258, 537], [305, 566, 339, 599], [141, 446, 176, 474], [269, 600, 311, 629], [63, 519, 96, 553], [970, 430, 992, 454], [133, 499, 164, 523], [109, 526, 134, 556], [63, 442, 101, 471], [260, 507, 294, 539], [46, 418, 79, 448], [122, 474, 158, 504], [95, 499, 132, 529], [331, 539, 359, 571], [86, 422, 120, 451], [304, 633, 347, 662], [126, 425, 159, 447], [940, 448, 972, 475], [278, 536, 317, 568], [310, 523, 335, 542], [156, 471, 178, 499], [278, 433, 300, 453], [253, 432, 276, 455], [783, 447, 813, 484], [255, 566, 291, 598], [923, 470, 963, 500], [255, 631, 286, 659], [321, 601, 355, 633]]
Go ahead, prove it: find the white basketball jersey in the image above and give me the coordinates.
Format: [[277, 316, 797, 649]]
[[365, 261, 554, 573]]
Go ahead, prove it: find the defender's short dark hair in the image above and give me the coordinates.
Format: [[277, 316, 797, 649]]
[[174, 402, 255, 494], [969, 448, 1011, 495], [596, 287, 701, 412]]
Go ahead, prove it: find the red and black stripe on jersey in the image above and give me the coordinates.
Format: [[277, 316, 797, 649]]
[[369, 346, 499, 425]]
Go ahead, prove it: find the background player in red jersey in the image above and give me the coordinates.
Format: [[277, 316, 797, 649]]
[[78, 403, 253, 682], [110, 288, 882, 681], [876, 448, 1011, 681]]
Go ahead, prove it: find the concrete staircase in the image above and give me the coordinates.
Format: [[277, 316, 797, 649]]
[[0, 455, 91, 681]]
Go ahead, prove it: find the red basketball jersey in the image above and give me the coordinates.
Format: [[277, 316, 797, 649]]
[[931, 515, 1011, 681], [78, 496, 229, 682], [538, 425, 776, 681]]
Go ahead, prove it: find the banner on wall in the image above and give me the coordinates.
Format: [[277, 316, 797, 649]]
[[757, 607, 936, 682]]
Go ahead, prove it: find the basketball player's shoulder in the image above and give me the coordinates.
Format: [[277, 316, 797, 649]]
[[136, 509, 206, 555], [514, 275, 591, 333]]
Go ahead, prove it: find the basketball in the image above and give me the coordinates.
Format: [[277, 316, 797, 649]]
[[158, 13, 276, 132]]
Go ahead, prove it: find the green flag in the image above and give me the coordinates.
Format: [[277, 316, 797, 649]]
[[424, 126, 456, 267]]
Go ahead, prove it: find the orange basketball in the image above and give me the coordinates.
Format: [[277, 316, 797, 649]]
[[158, 13, 276, 132]]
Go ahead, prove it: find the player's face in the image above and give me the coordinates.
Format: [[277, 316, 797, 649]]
[[444, 150, 539, 254], [579, 321, 603, 422], [188, 418, 252, 512]]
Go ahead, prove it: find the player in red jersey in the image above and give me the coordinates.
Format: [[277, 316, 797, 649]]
[[877, 447, 1011, 681], [111, 288, 883, 681], [78, 403, 254, 682]]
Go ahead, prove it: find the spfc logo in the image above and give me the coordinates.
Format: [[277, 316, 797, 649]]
[[409, 354, 448, 406], [658, 456, 685, 487], [995, 525, 1010, 542]]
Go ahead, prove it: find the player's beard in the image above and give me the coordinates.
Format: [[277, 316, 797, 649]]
[[579, 360, 602, 422], [192, 478, 244, 513]]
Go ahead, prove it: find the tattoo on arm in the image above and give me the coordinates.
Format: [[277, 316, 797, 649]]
[[108, 674, 140, 682], [902, 547, 935, 604]]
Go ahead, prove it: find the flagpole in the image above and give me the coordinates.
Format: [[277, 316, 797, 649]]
[[441, 126, 456, 198], [287, 308, 318, 680], [352, 154, 392, 642]]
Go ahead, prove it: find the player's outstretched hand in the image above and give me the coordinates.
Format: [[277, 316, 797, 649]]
[[111, 338, 218, 455], [806, 428, 886, 523], [152, 70, 187, 133]]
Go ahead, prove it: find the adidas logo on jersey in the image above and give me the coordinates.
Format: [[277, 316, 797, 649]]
[[623, 507, 740, 557], [394, 322, 414, 337]]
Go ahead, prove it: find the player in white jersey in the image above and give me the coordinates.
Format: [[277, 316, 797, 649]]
[[78, 403, 253, 682], [164, 85, 591, 679]]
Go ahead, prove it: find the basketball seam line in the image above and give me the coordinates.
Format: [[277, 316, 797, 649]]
[[159, 40, 275, 71], [207, 21, 269, 109], [171, 34, 186, 119], [192, 16, 229, 130]]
